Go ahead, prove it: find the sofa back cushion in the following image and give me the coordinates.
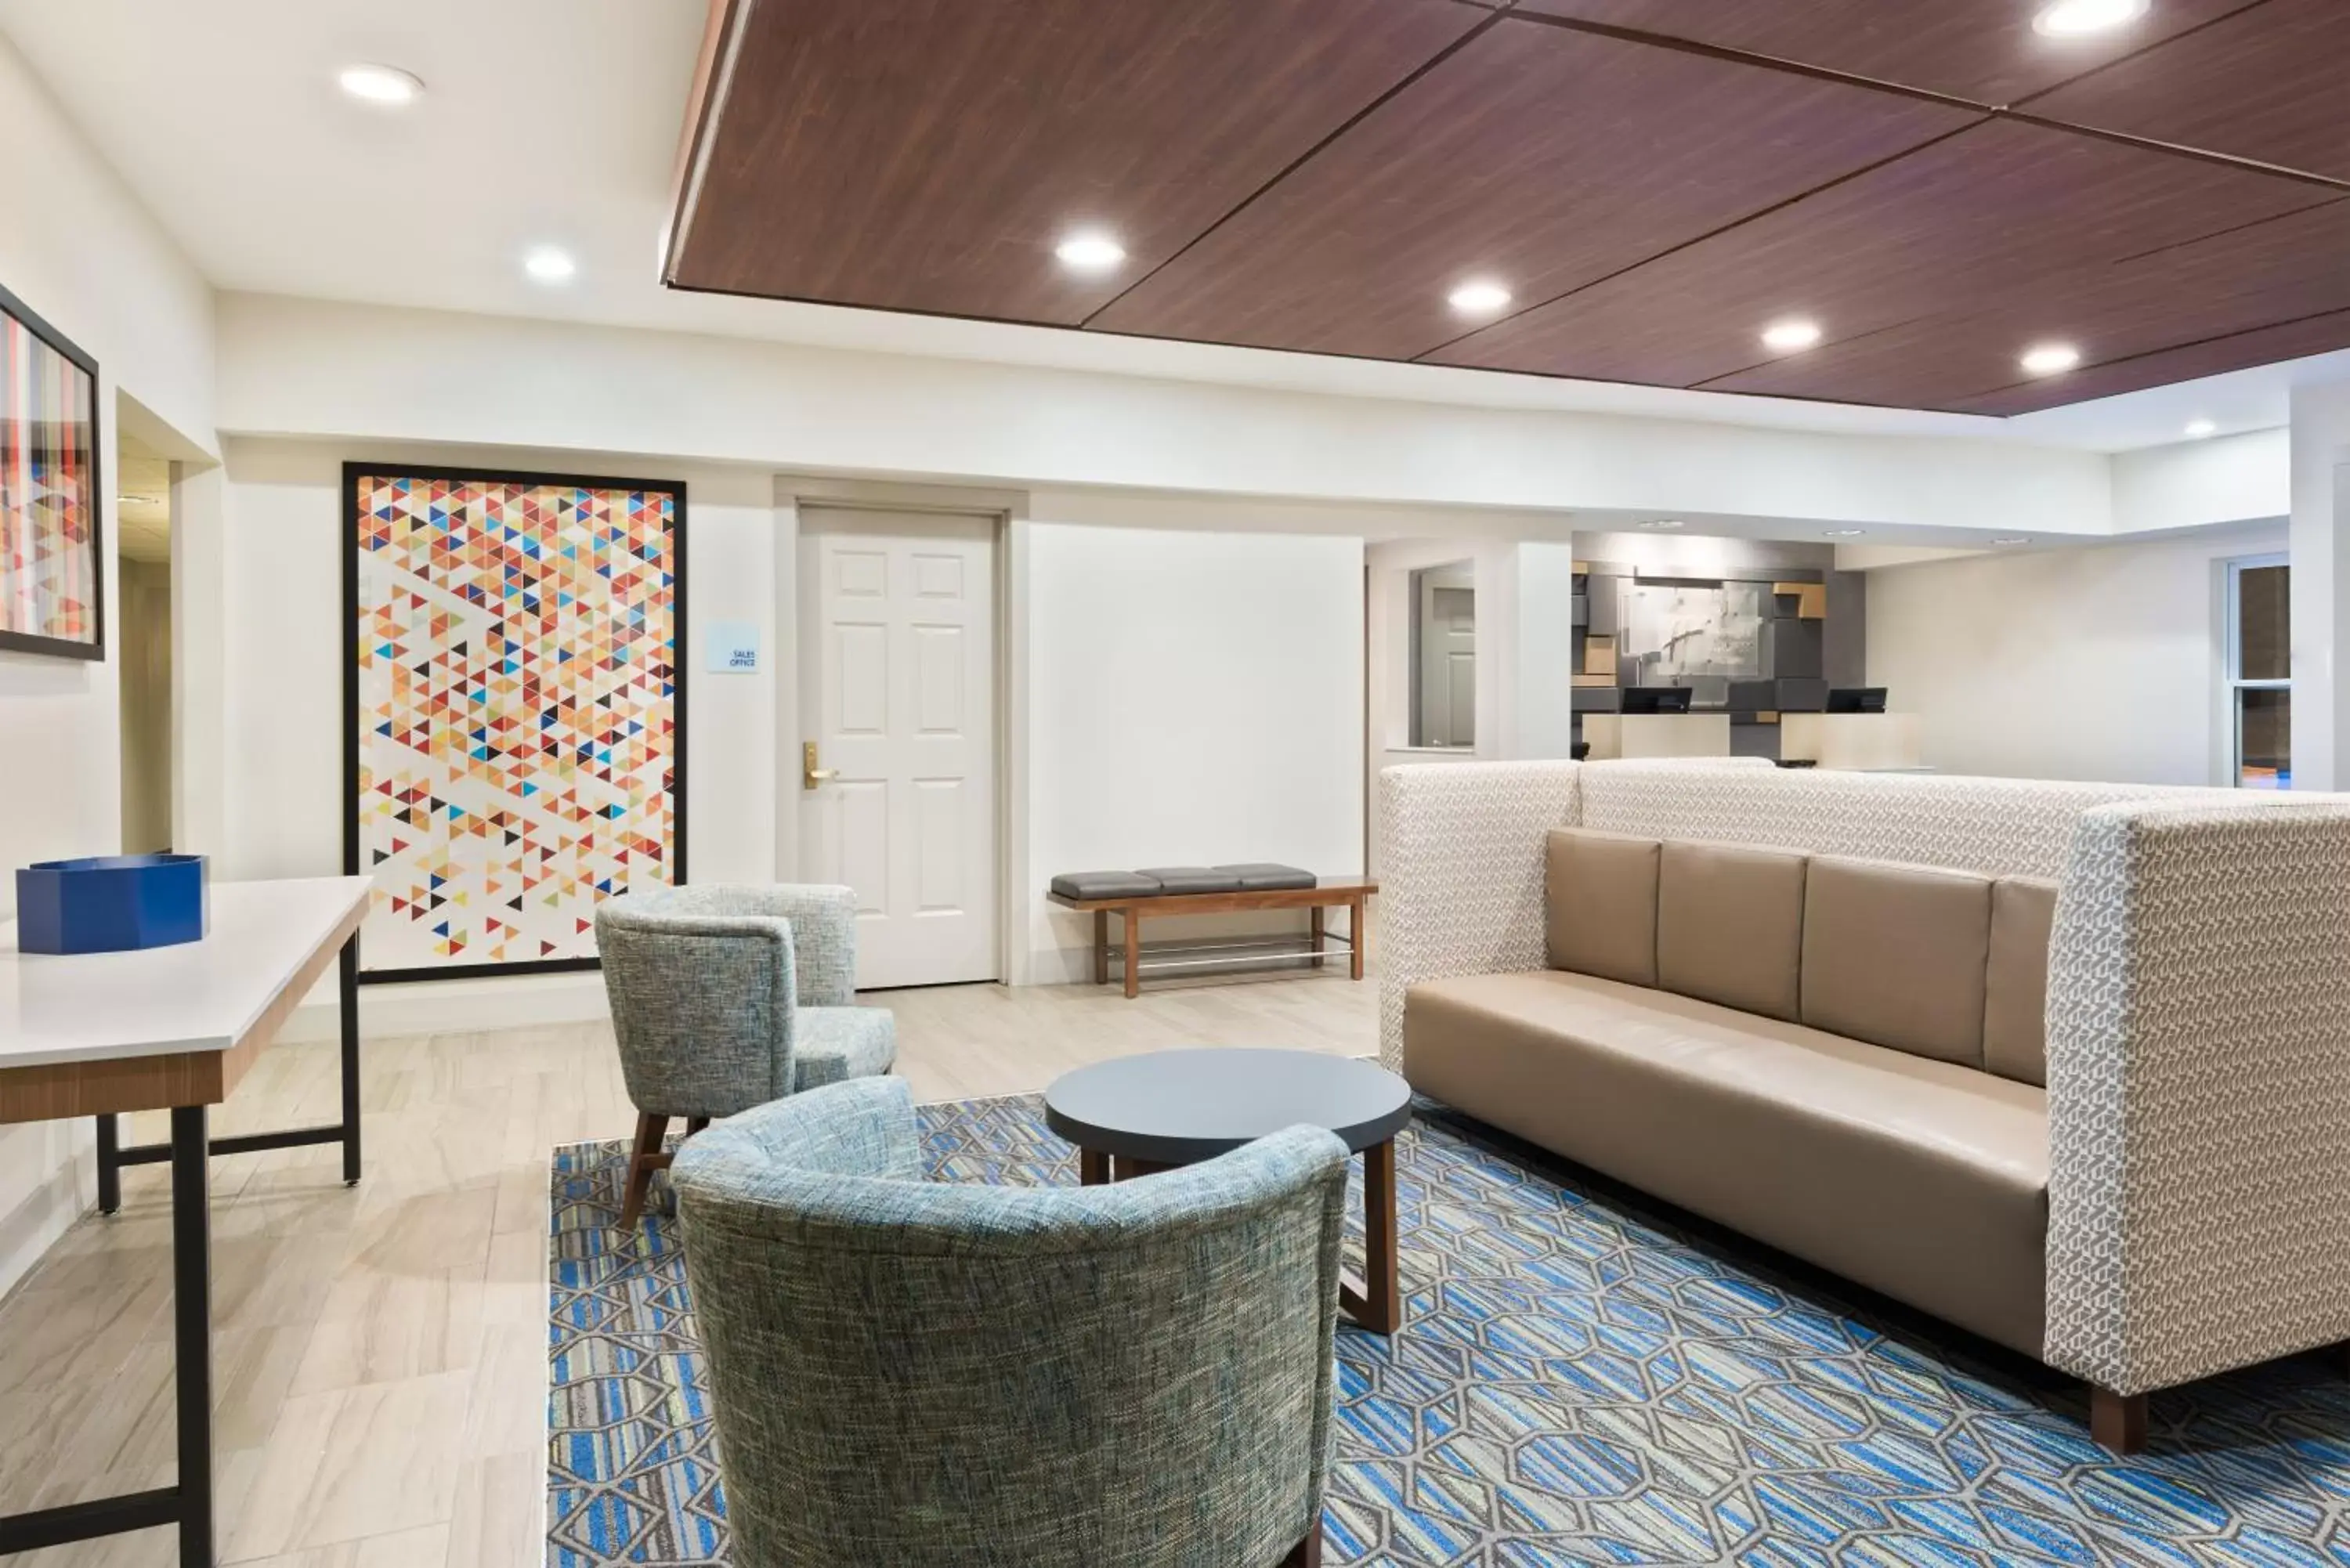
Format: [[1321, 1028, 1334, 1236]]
[[1983, 876, 2059, 1086], [1545, 829, 1658, 986], [1656, 840, 1806, 1021], [1800, 857, 1994, 1067]]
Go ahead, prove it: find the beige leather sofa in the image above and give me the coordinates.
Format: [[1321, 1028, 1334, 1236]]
[[1379, 758, 2350, 1454], [1408, 829, 2057, 1357]]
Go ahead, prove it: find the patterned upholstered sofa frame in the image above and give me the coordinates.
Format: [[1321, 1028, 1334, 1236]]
[[1379, 757, 2350, 1443]]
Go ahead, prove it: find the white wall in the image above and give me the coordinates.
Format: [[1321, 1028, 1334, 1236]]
[[2113, 428, 2290, 536], [1020, 525, 1362, 981], [216, 437, 784, 1034], [0, 31, 218, 1297], [1866, 524, 2287, 786], [215, 293, 2117, 540], [2290, 382, 2350, 789]]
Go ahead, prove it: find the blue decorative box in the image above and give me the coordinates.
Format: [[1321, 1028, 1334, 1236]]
[[15, 853, 210, 954]]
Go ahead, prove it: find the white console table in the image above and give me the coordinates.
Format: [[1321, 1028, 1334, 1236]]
[[0, 876, 370, 1566]]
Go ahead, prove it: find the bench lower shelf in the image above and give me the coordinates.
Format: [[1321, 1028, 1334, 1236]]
[[1048, 880, 1376, 997]]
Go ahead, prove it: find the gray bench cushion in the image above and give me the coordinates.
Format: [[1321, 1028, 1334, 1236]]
[[1050, 871, 1164, 901], [1136, 866, 1244, 894], [1216, 863, 1318, 891]]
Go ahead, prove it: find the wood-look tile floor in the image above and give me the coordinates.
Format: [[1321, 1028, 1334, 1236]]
[[0, 970, 1376, 1566]]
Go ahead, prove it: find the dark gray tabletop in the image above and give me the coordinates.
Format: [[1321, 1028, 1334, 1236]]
[[1044, 1048, 1412, 1165]]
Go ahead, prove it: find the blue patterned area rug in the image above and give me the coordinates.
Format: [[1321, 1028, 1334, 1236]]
[[548, 1095, 2350, 1566]]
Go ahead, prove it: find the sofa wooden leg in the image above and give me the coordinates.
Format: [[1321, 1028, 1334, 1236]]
[[2090, 1386, 2147, 1454], [618, 1111, 670, 1228], [1278, 1518, 1321, 1567]]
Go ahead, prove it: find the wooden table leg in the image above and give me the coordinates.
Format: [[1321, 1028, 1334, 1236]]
[[1310, 906, 1325, 970], [1337, 1138, 1401, 1334], [1079, 1147, 1110, 1186], [1123, 907, 1141, 999], [1348, 895, 1366, 981], [1093, 910, 1108, 986]]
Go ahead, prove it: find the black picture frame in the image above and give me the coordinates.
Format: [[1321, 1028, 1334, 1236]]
[[342, 461, 689, 984], [0, 279, 104, 662]]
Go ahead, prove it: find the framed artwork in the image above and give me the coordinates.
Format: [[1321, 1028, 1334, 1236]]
[[0, 280, 103, 660], [344, 464, 687, 981]]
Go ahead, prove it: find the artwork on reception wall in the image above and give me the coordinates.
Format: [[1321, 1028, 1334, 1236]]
[[344, 464, 686, 981], [1622, 583, 1765, 696], [0, 281, 103, 660]]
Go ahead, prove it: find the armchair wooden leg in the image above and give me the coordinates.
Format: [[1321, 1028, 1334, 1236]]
[[1278, 1519, 1321, 1567], [618, 1111, 670, 1229], [2090, 1386, 2147, 1454]]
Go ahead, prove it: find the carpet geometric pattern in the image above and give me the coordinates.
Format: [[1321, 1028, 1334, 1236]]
[[352, 469, 679, 975], [548, 1094, 2350, 1566]]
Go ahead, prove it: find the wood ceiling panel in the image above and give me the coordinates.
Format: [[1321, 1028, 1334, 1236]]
[[1426, 120, 2325, 396], [2026, 0, 2350, 181], [1502, 0, 2256, 104], [1704, 199, 2350, 408], [667, 0, 1485, 323], [1957, 308, 2350, 414], [1089, 25, 1976, 360]]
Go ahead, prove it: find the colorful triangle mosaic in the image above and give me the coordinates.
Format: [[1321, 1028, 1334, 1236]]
[[354, 472, 678, 972]]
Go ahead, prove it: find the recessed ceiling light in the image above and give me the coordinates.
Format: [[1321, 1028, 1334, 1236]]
[[1054, 232, 1126, 273], [1448, 280, 1513, 316], [1761, 318, 1824, 352], [2185, 417, 2218, 439], [337, 63, 424, 105], [2032, 0, 2149, 38], [1822, 528, 1866, 538], [523, 247, 577, 284], [1637, 518, 1685, 530], [1992, 537, 2031, 546], [2019, 341, 2082, 376]]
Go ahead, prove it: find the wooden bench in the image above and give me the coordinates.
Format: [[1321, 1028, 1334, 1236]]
[[1047, 879, 1376, 998]]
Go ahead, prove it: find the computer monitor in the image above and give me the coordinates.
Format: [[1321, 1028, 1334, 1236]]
[[1622, 686, 1693, 715], [1826, 687, 1887, 714]]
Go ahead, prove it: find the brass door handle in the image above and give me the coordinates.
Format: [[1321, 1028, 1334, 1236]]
[[802, 741, 838, 791]]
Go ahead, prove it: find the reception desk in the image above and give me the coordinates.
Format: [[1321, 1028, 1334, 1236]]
[[1582, 713, 1730, 761], [1780, 712, 1923, 771]]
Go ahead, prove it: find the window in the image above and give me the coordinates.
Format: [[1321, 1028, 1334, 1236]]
[[2225, 555, 2289, 789]]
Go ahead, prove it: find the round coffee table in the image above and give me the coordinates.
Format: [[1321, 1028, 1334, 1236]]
[[1043, 1048, 1412, 1333]]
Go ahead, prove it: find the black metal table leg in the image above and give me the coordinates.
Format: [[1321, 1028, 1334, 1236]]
[[96, 1112, 122, 1215], [339, 935, 362, 1186], [93, 932, 364, 1194], [170, 1104, 215, 1567]]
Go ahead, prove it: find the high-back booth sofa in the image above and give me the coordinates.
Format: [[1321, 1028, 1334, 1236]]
[[1380, 758, 2350, 1454]]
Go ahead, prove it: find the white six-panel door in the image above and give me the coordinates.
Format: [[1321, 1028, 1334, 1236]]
[[797, 508, 1000, 990]]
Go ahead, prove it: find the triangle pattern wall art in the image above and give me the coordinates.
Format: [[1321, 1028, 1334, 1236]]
[[346, 465, 685, 979], [0, 282, 102, 661]]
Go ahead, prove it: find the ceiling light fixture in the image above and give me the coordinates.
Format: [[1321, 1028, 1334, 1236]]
[[523, 247, 578, 284], [1054, 232, 1126, 273], [1992, 537, 2031, 546], [1761, 318, 1824, 352], [2032, 0, 2150, 38], [1637, 519, 1685, 530], [2185, 417, 2218, 438], [1822, 528, 1866, 537], [2019, 341, 2081, 376], [337, 63, 425, 105], [1447, 280, 1513, 316]]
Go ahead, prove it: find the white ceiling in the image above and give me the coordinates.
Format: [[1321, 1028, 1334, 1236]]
[[0, 0, 2319, 455]]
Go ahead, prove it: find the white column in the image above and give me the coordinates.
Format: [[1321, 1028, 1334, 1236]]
[[2290, 381, 2350, 791]]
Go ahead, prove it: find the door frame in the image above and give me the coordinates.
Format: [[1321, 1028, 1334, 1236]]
[[776, 475, 1021, 989]]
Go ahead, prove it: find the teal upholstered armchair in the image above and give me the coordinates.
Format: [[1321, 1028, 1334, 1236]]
[[671, 1077, 1349, 1568], [596, 884, 896, 1225]]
